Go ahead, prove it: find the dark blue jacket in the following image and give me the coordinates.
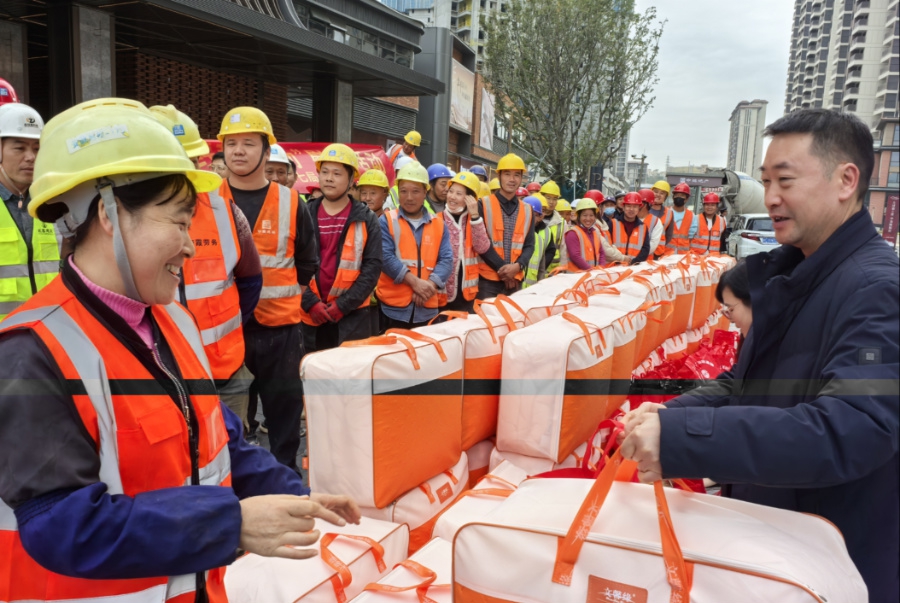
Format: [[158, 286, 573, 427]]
[[660, 210, 899, 602]]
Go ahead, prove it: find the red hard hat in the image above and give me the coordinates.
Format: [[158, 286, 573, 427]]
[[516, 187, 529, 197], [525, 182, 542, 193], [622, 192, 643, 205], [0, 78, 18, 106], [703, 192, 720, 205], [583, 189, 604, 203], [672, 182, 691, 195], [638, 189, 655, 205]]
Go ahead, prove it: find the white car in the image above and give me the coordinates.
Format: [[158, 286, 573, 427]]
[[727, 213, 779, 259]]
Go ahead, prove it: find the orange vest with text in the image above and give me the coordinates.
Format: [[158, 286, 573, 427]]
[[667, 209, 694, 254], [569, 226, 603, 271], [376, 210, 445, 309], [0, 277, 231, 603], [691, 214, 725, 256], [478, 194, 532, 281], [610, 219, 647, 258], [183, 186, 244, 380]]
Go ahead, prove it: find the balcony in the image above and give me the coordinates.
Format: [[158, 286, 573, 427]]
[[456, 1, 472, 18], [850, 34, 867, 51], [851, 17, 869, 35]]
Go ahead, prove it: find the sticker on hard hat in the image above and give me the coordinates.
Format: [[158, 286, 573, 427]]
[[230, 113, 241, 123], [173, 124, 185, 136], [23, 118, 39, 129], [329, 150, 337, 156], [1, 89, 9, 97], [66, 124, 129, 154]]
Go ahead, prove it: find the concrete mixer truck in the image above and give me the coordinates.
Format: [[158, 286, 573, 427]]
[[721, 169, 767, 224], [720, 170, 774, 258]]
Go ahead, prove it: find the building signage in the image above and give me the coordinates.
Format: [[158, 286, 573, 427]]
[[883, 194, 899, 248], [479, 88, 495, 148], [450, 59, 475, 132]]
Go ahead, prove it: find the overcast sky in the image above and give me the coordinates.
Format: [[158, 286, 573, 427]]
[[629, 0, 795, 171]]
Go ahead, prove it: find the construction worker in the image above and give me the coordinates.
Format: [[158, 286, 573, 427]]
[[539, 180, 561, 209], [523, 195, 551, 286], [489, 177, 501, 194], [0, 78, 18, 106], [443, 171, 491, 312], [300, 144, 382, 352], [0, 97, 360, 602], [667, 182, 694, 254], [478, 181, 492, 200], [525, 182, 542, 195], [0, 102, 60, 321], [565, 198, 605, 271], [637, 189, 665, 259], [689, 192, 726, 256], [265, 143, 293, 187], [610, 192, 650, 264], [538, 190, 564, 273], [470, 165, 489, 182], [596, 196, 627, 263], [558, 198, 575, 226], [650, 180, 674, 249], [476, 153, 536, 298], [425, 163, 453, 214], [151, 104, 262, 434], [357, 168, 391, 218], [387, 130, 421, 169], [218, 106, 317, 471], [210, 151, 229, 178], [613, 189, 627, 221], [377, 162, 453, 328], [516, 186, 529, 201]]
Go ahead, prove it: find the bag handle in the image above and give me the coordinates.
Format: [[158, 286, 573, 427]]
[[561, 312, 605, 357], [385, 329, 447, 362], [362, 559, 449, 603], [341, 335, 420, 370], [479, 297, 518, 335], [553, 289, 589, 307], [320, 533, 387, 603], [552, 450, 691, 601], [493, 293, 527, 318], [427, 310, 469, 325], [640, 299, 674, 324]]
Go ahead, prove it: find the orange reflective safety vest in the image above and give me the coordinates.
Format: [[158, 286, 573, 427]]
[[298, 219, 369, 326], [691, 214, 725, 256], [649, 207, 672, 255], [183, 187, 243, 381], [224, 181, 301, 327], [388, 145, 417, 167], [376, 209, 446, 309], [610, 218, 647, 258], [479, 194, 533, 281], [666, 209, 694, 254], [0, 278, 231, 603], [457, 217, 480, 301], [568, 226, 603, 271]]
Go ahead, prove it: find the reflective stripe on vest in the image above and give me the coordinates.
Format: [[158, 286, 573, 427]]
[[690, 214, 725, 255], [643, 213, 666, 256], [666, 209, 693, 253], [611, 219, 646, 257], [0, 201, 60, 320], [0, 282, 230, 602], [478, 194, 531, 281], [524, 224, 552, 287], [572, 225, 602, 270], [182, 190, 243, 380], [376, 210, 445, 309], [459, 217, 480, 300]]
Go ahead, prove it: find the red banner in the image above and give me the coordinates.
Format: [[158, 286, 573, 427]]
[[198, 141, 395, 194], [883, 194, 899, 249]]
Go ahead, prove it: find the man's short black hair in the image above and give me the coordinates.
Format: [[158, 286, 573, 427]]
[[764, 109, 874, 201], [287, 157, 297, 174], [212, 151, 225, 161]]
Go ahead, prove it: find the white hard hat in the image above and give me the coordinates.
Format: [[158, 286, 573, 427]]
[[267, 143, 292, 165], [0, 103, 43, 140], [394, 155, 415, 171]]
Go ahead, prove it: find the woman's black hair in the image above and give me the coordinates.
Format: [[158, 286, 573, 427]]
[[715, 259, 750, 305], [71, 174, 197, 248]]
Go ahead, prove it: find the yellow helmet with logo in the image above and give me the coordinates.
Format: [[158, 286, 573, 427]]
[[556, 198, 572, 212], [357, 168, 390, 189], [488, 177, 501, 192], [29, 97, 220, 222], [396, 161, 430, 190], [574, 198, 599, 213], [496, 153, 526, 172], [539, 180, 560, 197], [315, 143, 360, 180], [449, 171, 481, 196], [404, 130, 422, 146], [217, 107, 276, 145], [150, 104, 209, 158], [652, 180, 671, 194]]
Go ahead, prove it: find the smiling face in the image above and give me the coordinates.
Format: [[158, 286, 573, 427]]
[[623, 204, 640, 221], [499, 169, 523, 197], [398, 180, 427, 217], [0, 137, 40, 191], [652, 187, 667, 207], [578, 209, 597, 229], [446, 182, 469, 214]]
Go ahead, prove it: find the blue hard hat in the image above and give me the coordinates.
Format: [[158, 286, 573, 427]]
[[427, 163, 453, 182], [469, 165, 487, 177], [523, 195, 544, 215]]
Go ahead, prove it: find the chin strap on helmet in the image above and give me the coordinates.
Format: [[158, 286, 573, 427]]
[[97, 178, 143, 303]]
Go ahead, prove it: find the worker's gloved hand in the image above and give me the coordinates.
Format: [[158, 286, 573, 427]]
[[309, 302, 331, 326], [325, 301, 344, 323]]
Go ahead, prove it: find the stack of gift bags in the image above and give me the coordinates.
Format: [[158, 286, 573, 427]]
[[224, 254, 868, 602]]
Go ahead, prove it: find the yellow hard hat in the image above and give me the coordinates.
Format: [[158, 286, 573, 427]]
[[539, 180, 560, 197], [534, 192, 549, 208], [652, 180, 671, 194], [556, 199, 572, 212], [396, 161, 431, 190], [404, 130, 422, 146], [449, 171, 481, 196], [574, 198, 599, 213], [150, 104, 209, 159], [497, 153, 526, 172], [479, 182, 492, 198], [488, 177, 501, 191], [29, 97, 220, 221], [315, 143, 360, 180], [357, 168, 390, 189], [217, 106, 276, 145]]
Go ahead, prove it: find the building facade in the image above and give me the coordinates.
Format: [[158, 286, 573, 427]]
[[727, 100, 768, 179], [868, 116, 899, 230]]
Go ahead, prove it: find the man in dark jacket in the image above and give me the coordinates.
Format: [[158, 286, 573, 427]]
[[620, 109, 899, 601]]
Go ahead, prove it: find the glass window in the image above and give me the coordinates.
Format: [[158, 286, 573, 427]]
[[891, 152, 899, 168], [888, 171, 899, 185], [892, 125, 899, 147], [748, 218, 773, 232], [363, 33, 379, 56]]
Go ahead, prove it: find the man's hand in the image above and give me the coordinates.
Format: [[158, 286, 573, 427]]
[[497, 263, 520, 280], [239, 495, 348, 560], [503, 278, 518, 290], [619, 402, 665, 441], [324, 301, 344, 323], [309, 302, 332, 326], [619, 410, 663, 484], [410, 277, 437, 306], [310, 492, 362, 525]]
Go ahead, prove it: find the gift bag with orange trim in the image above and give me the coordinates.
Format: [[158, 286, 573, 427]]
[[496, 311, 617, 463], [359, 453, 469, 555], [350, 537, 453, 603], [482, 292, 582, 326], [225, 516, 409, 603], [301, 331, 464, 509], [453, 451, 867, 603], [488, 424, 608, 477]]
